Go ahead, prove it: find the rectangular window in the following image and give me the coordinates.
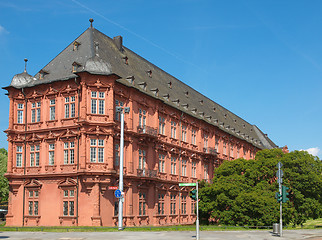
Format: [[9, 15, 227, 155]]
[[181, 125, 187, 142], [28, 190, 39, 216], [204, 163, 209, 180], [28, 201, 33, 215], [181, 159, 187, 176], [170, 194, 176, 215], [158, 117, 165, 135], [50, 99, 55, 120], [171, 156, 176, 175], [191, 201, 196, 215], [17, 110, 23, 124], [204, 133, 208, 151], [114, 201, 119, 216], [91, 99, 97, 114], [115, 100, 124, 121], [191, 129, 196, 145], [63, 201, 68, 216], [158, 194, 165, 215], [230, 145, 234, 158], [49, 143, 55, 165], [139, 109, 146, 128], [215, 138, 219, 152], [90, 139, 104, 163], [63, 189, 75, 216], [16, 146, 22, 167], [17, 103, 24, 124], [69, 201, 74, 216], [64, 141, 75, 164], [34, 201, 39, 215], [115, 144, 120, 167], [91, 91, 105, 114], [31, 101, 41, 123], [237, 147, 240, 158], [139, 149, 146, 170], [30, 145, 40, 167], [181, 195, 187, 215], [158, 154, 165, 173], [31, 109, 36, 123], [139, 192, 146, 216], [65, 103, 70, 118], [192, 161, 196, 178], [171, 121, 176, 138], [223, 142, 227, 155], [71, 102, 75, 118]]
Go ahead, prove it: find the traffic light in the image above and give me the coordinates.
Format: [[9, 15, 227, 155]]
[[190, 189, 197, 200], [282, 185, 289, 203], [275, 192, 282, 203]]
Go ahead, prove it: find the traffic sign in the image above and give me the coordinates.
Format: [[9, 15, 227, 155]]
[[179, 183, 197, 187], [114, 189, 122, 198], [108, 186, 118, 190], [277, 162, 283, 168]]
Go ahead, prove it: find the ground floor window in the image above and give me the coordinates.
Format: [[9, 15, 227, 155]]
[[139, 192, 146, 216], [170, 194, 176, 215], [63, 201, 74, 216], [62, 189, 75, 216], [181, 195, 187, 214], [28, 189, 39, 216], [158, 193, 165, 215], [191, 201, 196, 214]]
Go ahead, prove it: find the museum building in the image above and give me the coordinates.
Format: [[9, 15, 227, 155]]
[[4, 19, 277, 227]]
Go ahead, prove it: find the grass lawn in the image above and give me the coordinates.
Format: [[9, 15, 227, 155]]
[[0, 218, 320, 232]]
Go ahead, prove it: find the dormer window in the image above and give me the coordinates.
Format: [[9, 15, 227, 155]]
[[73, 41, 80, 51], [138, 82, 147, 91], [182, 103, 189, 110], [146, 70, 152, 78], [168, 82, 172, 89], [213, 107, 216, 112], [126, 76, 134, 84], [199, 100, 203, 105], [123, 56, 128, 65], [185, 91, 189, 97], [191, 108, 197, 114], [163, 94, 169, 101], [39, 70, 48, 80], [224, 113, 227, 119], [150, 88, 159, 96], [172, 99, 180, 106], [72, 62, 81, 73]]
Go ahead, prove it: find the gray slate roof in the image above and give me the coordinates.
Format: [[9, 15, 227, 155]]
[[6, 25, 278, 150]]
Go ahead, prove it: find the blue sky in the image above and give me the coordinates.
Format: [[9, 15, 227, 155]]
[[0, 0, 321, 159]]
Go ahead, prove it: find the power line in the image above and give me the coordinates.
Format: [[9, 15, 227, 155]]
[[70, 0, 204, 71]]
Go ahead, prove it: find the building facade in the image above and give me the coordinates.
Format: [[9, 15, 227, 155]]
[[4, 20, 277, 227]]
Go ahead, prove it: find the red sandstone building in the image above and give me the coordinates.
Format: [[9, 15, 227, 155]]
[[4, 20, 277, 227]]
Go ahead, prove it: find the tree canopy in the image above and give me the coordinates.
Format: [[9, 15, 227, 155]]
[[199, 149, 322, 226], [0, 148, 8, 203]]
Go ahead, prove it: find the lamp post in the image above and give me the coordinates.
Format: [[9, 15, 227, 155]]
[[115, 106, 130, 230]]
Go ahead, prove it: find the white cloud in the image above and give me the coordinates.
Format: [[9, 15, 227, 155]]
[[0, 25, 8, 35], [302, 147, 320, 156]]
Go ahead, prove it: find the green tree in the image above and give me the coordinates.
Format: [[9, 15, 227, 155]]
[[199, 149, 322, 226], [0, 148, 8, 203]]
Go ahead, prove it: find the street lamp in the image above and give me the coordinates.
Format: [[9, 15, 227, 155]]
[[115, 106, 130, 230]]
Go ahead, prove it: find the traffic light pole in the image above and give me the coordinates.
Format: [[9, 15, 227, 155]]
[[279, 182, 282, 237], [196, 181, 199, 240]]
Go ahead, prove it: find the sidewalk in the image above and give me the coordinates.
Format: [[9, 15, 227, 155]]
[[0, 229, 321, 240]]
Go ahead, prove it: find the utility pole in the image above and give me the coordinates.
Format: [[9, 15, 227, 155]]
[[116, 106, 130, 230], [277, 161, 283, 237]]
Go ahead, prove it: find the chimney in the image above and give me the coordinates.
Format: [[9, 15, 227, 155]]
[[113, 36, 123, 51]]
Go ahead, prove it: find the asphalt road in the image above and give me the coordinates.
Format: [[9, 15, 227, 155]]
[[0, 229, 321, 240]]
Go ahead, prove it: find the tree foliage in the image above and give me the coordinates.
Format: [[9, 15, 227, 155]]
[[199, 149, 322, 226], [0, 148, 8, 203]]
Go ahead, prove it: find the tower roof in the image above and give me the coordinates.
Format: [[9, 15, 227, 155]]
[[5, 21, 278, 150]]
